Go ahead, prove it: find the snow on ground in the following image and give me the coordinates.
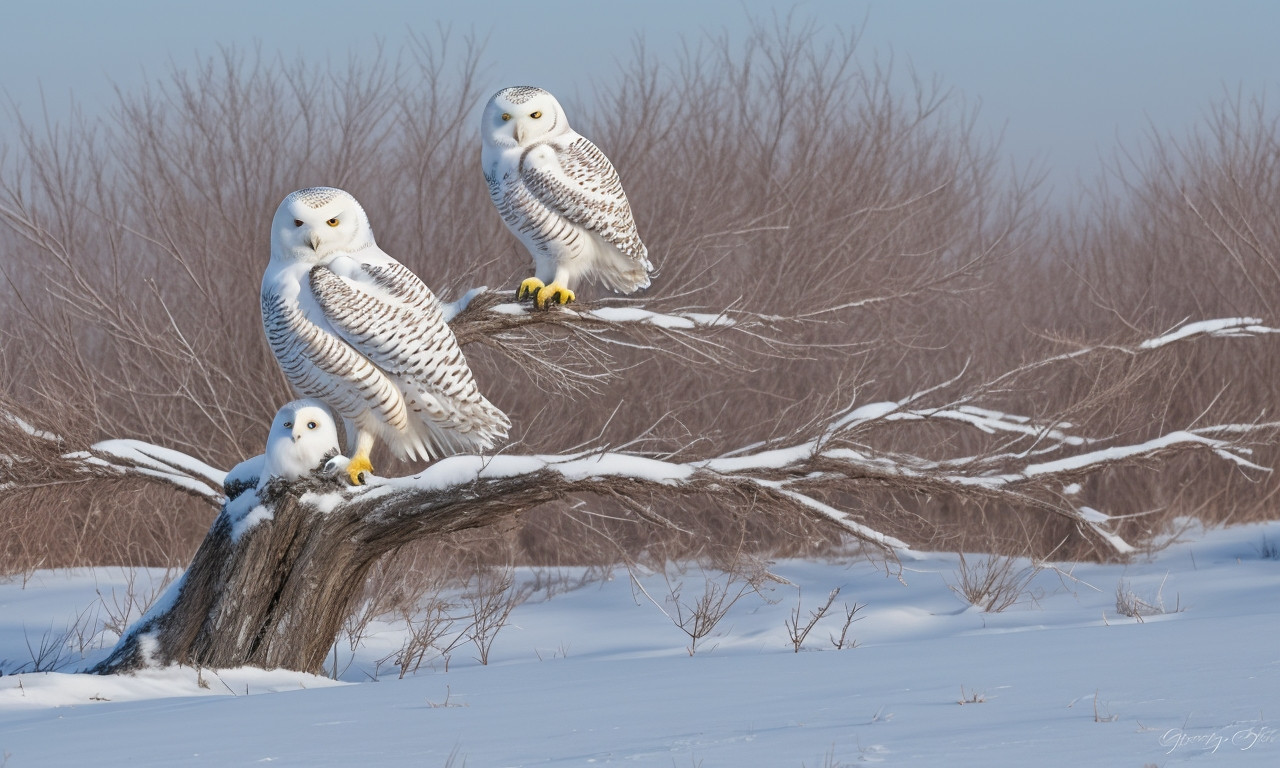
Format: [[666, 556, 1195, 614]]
[[1, 522, 1278, 766]]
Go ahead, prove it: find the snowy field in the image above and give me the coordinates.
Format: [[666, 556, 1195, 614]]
[[2, 520, 1278, 766]]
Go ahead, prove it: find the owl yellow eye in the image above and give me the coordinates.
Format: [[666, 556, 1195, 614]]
[[326, 217, 339, 227], [307, 421, 318, 430], [531, 110, 542, 119], [283, 421, 293, 428], [501, 112, 511, 121], [293, 219, 303, 227]]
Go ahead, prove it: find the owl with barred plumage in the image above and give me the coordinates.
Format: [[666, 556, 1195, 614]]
[[481, 86, 653, 308], [261, 187, 510, 485]]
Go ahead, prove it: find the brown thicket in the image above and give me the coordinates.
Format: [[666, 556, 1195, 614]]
[[1, 18, 1277, 588]]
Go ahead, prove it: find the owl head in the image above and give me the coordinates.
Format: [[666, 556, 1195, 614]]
[[481, 86, 571, 149], [270, 186, 375, 264], [263, 399, 341, 481]]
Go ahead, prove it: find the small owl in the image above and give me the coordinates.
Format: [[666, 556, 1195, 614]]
[[263, 399, 341, 482], [481, 86, 652, 308], [221, 399, 340, 497], [262, 187, 510, 485]]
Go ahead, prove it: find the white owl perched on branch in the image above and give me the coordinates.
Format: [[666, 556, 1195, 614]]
[[261, 187, 510, 485], [481, 86, 653, 309], [262, 399, 341, 483], [222, 399, 341, 498]]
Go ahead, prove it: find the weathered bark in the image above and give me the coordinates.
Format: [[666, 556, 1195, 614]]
[[90, 469, 564, 675], [87, 465, 568, 675]]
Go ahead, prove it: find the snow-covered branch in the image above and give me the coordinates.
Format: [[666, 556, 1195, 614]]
[[980, 317, 1280, 392], [1137, 317, 1280, 349], [235, 405, 1273, 560], [443, 287, 738, 331], [806, 316, 1280, 484], [3, 315, 1276, 564], [0, 412, 226, 505], [72, 440, 226, 504], [444, 288, 794, 394]]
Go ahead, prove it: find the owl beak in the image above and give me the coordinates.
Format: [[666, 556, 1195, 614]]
[[514, 121, 526, 144], [308, 230, 322, 251]]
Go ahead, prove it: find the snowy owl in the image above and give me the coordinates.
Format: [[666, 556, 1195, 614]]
[[481, 86, 652, 309], [261, 186, 510, 485], [221, 400, 340, 496], [263, 399, 341, 482]]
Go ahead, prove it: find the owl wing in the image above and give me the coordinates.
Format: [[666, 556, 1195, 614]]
[[306, 259, 509, 457], [520, 136, 650, 269], [309, 260, 466, 395], [262, 287, 410, 434]]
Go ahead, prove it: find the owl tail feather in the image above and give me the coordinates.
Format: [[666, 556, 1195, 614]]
[[380, 395, 511, 462]]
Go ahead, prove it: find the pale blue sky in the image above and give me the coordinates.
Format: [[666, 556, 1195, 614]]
[[3, 1, 1277, 202]]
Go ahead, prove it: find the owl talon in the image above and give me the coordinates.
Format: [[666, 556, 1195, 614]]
[[517, 277, 545, 302], [535, 282, 575, 309], [345, 456, 374, 486]]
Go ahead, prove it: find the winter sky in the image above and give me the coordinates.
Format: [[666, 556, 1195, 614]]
[[3, 1, 1278, 202]]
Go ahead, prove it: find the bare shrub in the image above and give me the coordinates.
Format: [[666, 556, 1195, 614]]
[[948, 553, 1041, 612], [462, 566, 535, 666], [364, 546, 474, 678], [1015, 90, 1280, 537], [0, 480, 208, 576], [632, 552, 772, 655], [1093, 691, 1118, 723], [785, 587, 842, 653], [830, 601, 865, 650], [957, 686, 986, 705], [336, 538, 545, 676], [782, 584, 864, 651], [1114, 574, 1181, 622], [427, 688, 468, 709], [96, 567, 179, 638], [2, 611, 98, 674], [22, 626, 78, 673], [391, 595, 463, 678], [330, 596, 383, 680]]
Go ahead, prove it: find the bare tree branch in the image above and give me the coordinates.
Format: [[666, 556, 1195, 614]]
[[6, 314, 1274, 565]]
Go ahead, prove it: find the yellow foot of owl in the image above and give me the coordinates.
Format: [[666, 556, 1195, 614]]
[[346, 456, 374, 486], [517, 277, 545, 302], [535, 281, 575, 309]]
